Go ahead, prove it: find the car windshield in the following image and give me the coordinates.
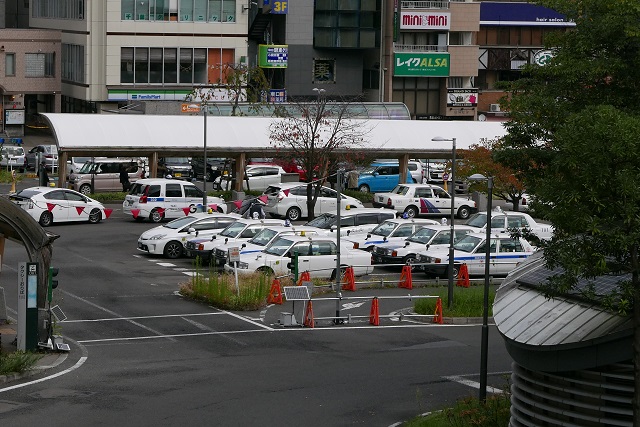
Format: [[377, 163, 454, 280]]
[[390, 185, 410, 195], [407, 227, 438, 244], [73, 157, 92, 165], [369, 221, 398, 237], [163, 216, 199, 230], [453, 235, 483, 253], [2, 147, 23, 156], [305, 213, 336, 229], [15, 189, 43, 198], [264, 237, 294, 256], [465, 213, 487, 228], [78, 162, 99, 174], [219, 221, 246, 238], [248, 228, 279, 246], [166, 157, 190, 164], [359, 167, 376, 175]]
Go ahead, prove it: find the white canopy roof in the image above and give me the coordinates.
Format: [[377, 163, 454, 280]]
[[42, 113, 508, 158]]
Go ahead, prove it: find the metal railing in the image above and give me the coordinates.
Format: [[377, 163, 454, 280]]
[[394, 44, 449, 53], [401, 1, 450, 9]]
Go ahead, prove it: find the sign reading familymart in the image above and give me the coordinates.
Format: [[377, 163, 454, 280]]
[[394, 52, 450, 77]]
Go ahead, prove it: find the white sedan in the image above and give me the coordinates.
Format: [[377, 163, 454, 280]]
[[224, 234, 374, 279], [215, 165, 286, 192], [137, 212, 241, 259], [344, 217, 439, 251], [9, 187, 109, 227], [464, 207, 553, 241], [415, 232, 536, 278]]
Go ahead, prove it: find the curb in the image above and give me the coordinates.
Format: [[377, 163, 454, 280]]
[[0, 352, 68, 385]]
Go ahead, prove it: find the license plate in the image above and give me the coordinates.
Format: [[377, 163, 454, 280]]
[[175, 173, 182, 177]]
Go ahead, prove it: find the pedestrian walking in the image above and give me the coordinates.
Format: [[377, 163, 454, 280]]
[[40, 161, 50, 186], [119, 164, 131, 191]]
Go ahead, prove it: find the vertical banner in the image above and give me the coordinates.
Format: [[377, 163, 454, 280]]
[[18, 262, 38, 351]]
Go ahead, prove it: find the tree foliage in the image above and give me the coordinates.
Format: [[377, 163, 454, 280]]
[[495, 0, 640, 418], [268, 95, 370, 219]]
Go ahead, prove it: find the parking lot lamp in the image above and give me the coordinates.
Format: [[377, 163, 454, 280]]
[[202, 103, 208, 209], [467, 173, 493, 402], [431, 136, 456, 309]]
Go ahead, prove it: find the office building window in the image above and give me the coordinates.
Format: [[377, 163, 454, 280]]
[[121, 47, 211, 84], [62, 44, 85, 83], [5, 53, 15, 76], [25, 53, 55, 77], [392, 77, 441, 118], [33, 0, 85, 19], [314, 0, 379, 49], [121, 0, 235, 22]]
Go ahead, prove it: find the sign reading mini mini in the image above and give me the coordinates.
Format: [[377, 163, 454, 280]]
[[400, 11, 450, 30], [394, 53, 450, 77], [258, 45, 288, 68]]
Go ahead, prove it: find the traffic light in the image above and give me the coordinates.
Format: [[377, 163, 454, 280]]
[[48, 267, 59, 302]]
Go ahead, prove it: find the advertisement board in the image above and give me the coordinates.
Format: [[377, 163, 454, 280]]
[[258, 45, 288, 68], [400, 12, 450, 30], [394, 53, 450, 77], [446, 89, 478, 107]]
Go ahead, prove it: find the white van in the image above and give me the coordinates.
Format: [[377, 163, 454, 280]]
[[123, 178, 226, 222]]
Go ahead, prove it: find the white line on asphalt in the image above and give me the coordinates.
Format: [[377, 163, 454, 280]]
[[76, 329, 267, 343], [221, 310, 274, 331], [180, 316, 217, 332], [61, 289, 177, 342], [155, 262, 177, 267], [61, 312, 225, 323], [444, 374, 509, 394], [0, 357, 88, 394]]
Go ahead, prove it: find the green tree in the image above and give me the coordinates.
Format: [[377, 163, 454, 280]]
[[496, 0, 640, 418], [268, 93, 370, 220]]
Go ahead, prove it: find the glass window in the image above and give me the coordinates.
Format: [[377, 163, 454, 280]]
[[5, 53, 15, 76], [194, 0, 207, 21], [499, 239, 523, 253], [25, 53, 46, 77], [414, 188, 433, 198], [149, 48, 163, 83], [222, 0, 235, 22], [137, 0, 150, 20], [392, 225, 414, 237], [180, 0, 193, 21], [209, 0, 221, 21], [164, 48, 177, 84], [121, 47, 134, 83], [291, 242, 311, 256], [340, 216, 356, 227], [44, 190, 67, 201], [135, 47, 149, 83], [432, 231, 450, 245], [166, 183, 183, 197], [433, 187, 450, 199], [184, 185, 204, 197], [179, 48, 193, 83], [356, 213, 380, 225], [65, 191, 85, 202], [122, 0, 135, 19], [193, 48, 207, 84]]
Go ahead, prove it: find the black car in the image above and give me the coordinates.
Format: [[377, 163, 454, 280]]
[[191, 157, 228, 182], [157, 157, 193, 180]]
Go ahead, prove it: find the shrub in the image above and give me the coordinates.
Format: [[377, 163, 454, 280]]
[[414, 285, 495, 318], [0, 350, 42, 375], [343, 189, 374, 204]]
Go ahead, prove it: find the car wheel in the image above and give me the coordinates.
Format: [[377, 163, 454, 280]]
[[443, 265, 460, 280], [404, 206, 419, 218], [206, 171, 215, 182], [257, 266, 274, 276], [330, 266, 347, 281], [286, 207, 302, 222], [163, 241, 183, 259], [358, 184, 370, 193], [88, 208, 102, 224], [457, 205, 471, 220], [150, 209, 164, 223], [404, 255, 418, 271], [79, 184, 92, 195], [39, 211, 53, 227]]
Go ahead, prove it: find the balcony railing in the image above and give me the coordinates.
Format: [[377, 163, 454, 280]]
[[400, 1, 450, 9], [394, 44, 449, 53]]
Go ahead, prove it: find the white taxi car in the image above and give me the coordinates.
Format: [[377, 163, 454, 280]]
[[343, 217, 439, 251], [263, 182, 364, 221], [223, 234, 374, 279], [9, 187, 109, 227], [137, 212, 240, 259], [304, 207, 397, 237], [465, 207, 554, 241], [415, 232, 536, 278], [184, 218, 283, 263], [371, 224, 476, 267]]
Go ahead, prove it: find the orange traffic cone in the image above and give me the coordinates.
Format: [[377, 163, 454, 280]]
[[303, 301, 315, 328], [297, 271, 311, 286], [398, 265, 413, 290], [341, 266, 356, 291], [456, 264, 470, 288], [369, 297, 380, 326], [267, 278, 283, 305], [433, 298, 443, 324]]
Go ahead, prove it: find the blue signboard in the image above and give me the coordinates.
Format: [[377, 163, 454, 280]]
[[272, 1, 288, 14], [480, 2, 574, 26], [269, 89, 287, 103]]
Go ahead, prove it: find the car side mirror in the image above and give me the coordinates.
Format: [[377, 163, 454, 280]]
[[366, 233, 371, 239], [404, 241, 409, 247], [346, 230, 351, 235], [241, 243, 246, 249], [188, 227, 196, 234]]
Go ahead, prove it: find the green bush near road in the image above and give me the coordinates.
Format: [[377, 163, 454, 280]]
[[343, 188, 374, 204], [0, 350, 41, 375], [414, 285, 496, 318]]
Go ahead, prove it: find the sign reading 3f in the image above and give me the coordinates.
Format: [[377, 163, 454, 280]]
[[272, 1, 288, 14]]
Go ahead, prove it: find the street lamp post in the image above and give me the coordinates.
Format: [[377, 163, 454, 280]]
[[467, 173, 493, 402], [202, 104, 208, 209], [431, 136, 456, 309]]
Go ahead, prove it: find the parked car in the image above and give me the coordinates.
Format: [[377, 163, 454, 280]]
[[371, 224, 477, 268], [157, 157, 193, 180], [304, 207, 397, 237], [223, 234, 374, 279], [69, 158, 144, 194], [415, 232, 536, 278], [191, 157, 227, 182], [354, 161, 414, 193], [26, 144, 58, 171], [215, 164, 286, 192], [137, 212, 240, 259], [123, 178, 226, 223], [67, 156, 107, 177], [184, 218, 283, 263], [343, 217, 440, 251], [373, 183, 477, 219], [263, 182, 364, 221], [0, 144, 26, 172], [465, 207, 553, 241], [9, 187, 108, 226]]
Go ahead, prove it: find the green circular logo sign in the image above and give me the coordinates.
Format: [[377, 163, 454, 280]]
[[533, 50, 554, 66]]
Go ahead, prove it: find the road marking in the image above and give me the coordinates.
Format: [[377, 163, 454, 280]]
[[342, 301, 366, 310], [0, 357, 88, 394], [61, 290, 177, 342], [77, 328, 268, 343], [62, 312, 225, 323], [222, 310, 274, 331], [181, 317, 249, 346], [155, 262, 177, 267], [444, 373, 510, 394]]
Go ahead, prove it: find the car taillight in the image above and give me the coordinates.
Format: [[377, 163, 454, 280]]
[[387, 198, 392, 206], [435, 258, 442, 264], [353, 243, 359, 249], [139, 195, 147, 204], [198, 244, 205, 250], [391, 250, 397, 257], [522, 197, 527, 205]]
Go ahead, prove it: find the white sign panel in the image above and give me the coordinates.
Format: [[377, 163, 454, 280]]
[[400, 12, 450, 30], [17, 262, 27, 351]]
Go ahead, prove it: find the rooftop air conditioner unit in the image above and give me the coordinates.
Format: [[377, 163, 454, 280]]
[[490, 104, 501, 112]]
